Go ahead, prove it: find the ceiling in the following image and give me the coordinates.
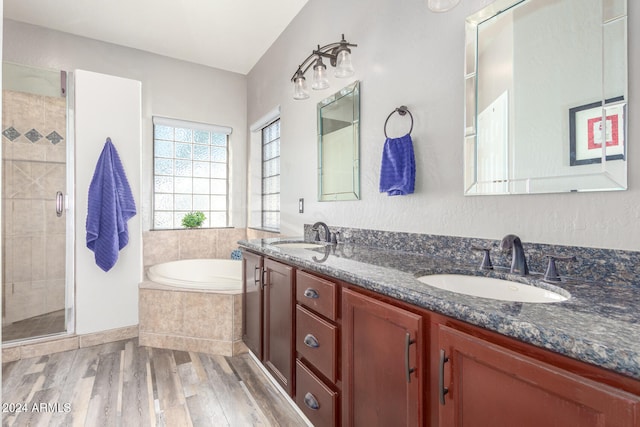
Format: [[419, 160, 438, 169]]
[[4, 0, 309, 75]]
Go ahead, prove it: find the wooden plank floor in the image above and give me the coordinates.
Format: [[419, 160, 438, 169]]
[[2, 339, 307, 426]]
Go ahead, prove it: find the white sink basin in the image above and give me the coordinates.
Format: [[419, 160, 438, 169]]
[[272, 242, 325, 249], [416, 274, 568, 303]]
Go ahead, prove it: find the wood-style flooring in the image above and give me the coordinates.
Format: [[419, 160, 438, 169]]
[[1, 338, 307, 426]]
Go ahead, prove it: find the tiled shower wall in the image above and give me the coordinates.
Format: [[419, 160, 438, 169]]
[[2, 90, 67, 325]]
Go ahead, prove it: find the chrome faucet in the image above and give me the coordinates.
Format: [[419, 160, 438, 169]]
[[312, 221, 331, 243], [500, 234, 529, 275]]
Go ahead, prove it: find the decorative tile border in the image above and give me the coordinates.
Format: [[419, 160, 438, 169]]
[[303, 224, 640, 288], [3, 126, 63, 145]]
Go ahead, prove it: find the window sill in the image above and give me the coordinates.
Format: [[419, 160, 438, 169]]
[[150, 226, 236, 231]]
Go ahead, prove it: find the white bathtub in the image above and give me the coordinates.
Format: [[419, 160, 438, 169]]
[[146, 259, 242, 294]]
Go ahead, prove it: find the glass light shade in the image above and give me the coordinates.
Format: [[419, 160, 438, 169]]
[[427, 0, 461, 12], [293, 76, 309, 100], [312, 61, 330, 90], [335, 49, 354, 78]]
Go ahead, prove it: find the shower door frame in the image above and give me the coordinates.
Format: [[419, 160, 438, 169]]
[[64, 70, 75, 338], [1, 64, 75, 343]]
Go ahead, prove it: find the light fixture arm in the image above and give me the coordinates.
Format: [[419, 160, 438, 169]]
[[290, 34, 357, 82]]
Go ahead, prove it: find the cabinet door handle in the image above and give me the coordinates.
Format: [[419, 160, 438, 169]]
[[405, 332, 416, 383], [439, 349, 450, 405], [304, 288, 319, 299], [303, 392, 320, 410], [56, 191, 64, 217], [254, 266, 261, 285], [303, 334, 320, 348]]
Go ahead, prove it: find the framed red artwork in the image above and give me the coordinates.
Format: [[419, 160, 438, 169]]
[[569, 96, 625, 166]]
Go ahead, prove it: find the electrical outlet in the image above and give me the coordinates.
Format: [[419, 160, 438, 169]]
[[298, 198, 304, 213]]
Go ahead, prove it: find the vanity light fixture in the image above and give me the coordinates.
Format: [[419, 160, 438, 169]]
[[291, 34, 357, 100], [427, 0, 461, 12]]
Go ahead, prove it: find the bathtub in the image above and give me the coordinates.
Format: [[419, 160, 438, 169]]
[[139, 258, 246, 356], [146, 259, 242, 293]]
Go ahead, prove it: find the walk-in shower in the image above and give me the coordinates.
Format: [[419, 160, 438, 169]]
[[2, 62, 74, 343]]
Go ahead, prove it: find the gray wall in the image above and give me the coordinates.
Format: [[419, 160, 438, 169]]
[[247, 0, 639, 251], [3, 19, 248, 230]]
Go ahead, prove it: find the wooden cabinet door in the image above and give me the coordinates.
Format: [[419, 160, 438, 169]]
[[264, 258, 295, 396], [438, 325, 640, 427], [342, 288, 424, 427], [242, 251, 263, 359]]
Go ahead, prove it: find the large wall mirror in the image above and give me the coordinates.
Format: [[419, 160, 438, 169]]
[[464, 0, 628, 195], [318, 81, 360, 201]]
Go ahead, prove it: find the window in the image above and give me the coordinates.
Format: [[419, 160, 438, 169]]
[[153, 117, 231, 229], [261, 119, 280, 231]]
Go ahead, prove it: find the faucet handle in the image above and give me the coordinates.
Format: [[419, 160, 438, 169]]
[[471, 246, 494, 270], [543, 254, 576, 282], [331, 231, 341, 244], [313, 228, 321, 241]]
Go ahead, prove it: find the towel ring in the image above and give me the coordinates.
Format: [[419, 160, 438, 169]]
[[384, 106, 414, 138]]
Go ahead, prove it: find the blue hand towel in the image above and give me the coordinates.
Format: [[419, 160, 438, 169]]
[[379, 133, 416, 196], [86, 138, 136, 272]]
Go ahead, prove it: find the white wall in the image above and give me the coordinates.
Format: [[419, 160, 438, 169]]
[[2, 19, 248, 230], [75, 70, 141, 334], [247, 0, 640, 251]]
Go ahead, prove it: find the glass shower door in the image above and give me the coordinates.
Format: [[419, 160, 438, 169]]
[[2, 62, 73, 342]]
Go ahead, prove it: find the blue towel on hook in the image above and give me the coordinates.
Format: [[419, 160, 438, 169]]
[[86, 137, 136, 272], [379, 133, 416, 196]]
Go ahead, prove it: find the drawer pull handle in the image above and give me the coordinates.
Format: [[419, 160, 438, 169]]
[[439, 349, 449, 405], [405, 332, 416, 383], [304, 334, 320, 348], [304, 288, 319, 299], [304, 392, 320, 410]]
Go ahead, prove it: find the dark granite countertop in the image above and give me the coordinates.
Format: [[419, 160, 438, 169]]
[[238, 237, 640, 381]]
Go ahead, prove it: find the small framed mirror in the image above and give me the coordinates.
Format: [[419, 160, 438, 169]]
[[464, 0, 628, 195], [318, 81, 360, 201]]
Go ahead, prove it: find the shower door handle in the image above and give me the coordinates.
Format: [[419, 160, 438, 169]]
[[56, 191, 64, 217]]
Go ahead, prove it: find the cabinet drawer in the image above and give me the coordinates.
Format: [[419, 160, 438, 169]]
[[296, 305, 338, 383], [296, 270, 337, 321], [296, 359, 338, 427]]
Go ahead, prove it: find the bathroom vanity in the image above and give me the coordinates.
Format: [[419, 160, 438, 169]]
[[239, 237, 640, 426]]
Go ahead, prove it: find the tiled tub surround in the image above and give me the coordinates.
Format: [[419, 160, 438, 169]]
[[139, 228, 275, 355], [143, 227, 248, 267], [139, 281, 245, 356], [2, 89, 67, 326], [239, 226, 640, 380], [142, 227, 279, 274]]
